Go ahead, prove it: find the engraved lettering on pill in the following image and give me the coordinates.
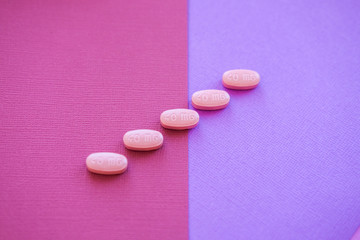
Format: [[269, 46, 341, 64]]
[[195, 93, 202, 101], [108, 158, 115, 166], [110, 158, 121, 166], [170, 113, 177, 121], [97, 158, 104, 165], [180, 113, 189, 121], [189, 114, 196, 120], [228, 73, 239, 81], [153, 135, 159, 141], [129, 134, 140, 142], [201, 94, 208, 102], [212, 94, 220, 101], [220, 94, 227, 100], [234, 73, 239, 81], [164, 113, 177, 122], [144, 134, 152, 142], [242, 74, 256, 81]]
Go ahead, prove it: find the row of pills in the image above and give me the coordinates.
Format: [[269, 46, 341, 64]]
[[86, 69, 260, 175]]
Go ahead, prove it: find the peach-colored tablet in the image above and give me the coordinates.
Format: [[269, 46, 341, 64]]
[[160, 109, 199, 130], [222, 69, 260, 90], [123, 129, 163, 151], [86, 152, 128, 175], [192, 89, 230, 110]]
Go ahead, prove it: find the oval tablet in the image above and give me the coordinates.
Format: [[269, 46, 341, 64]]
[[222, 69, 260, 90], [123, 129, 163, 151], [86, 152, 128, 175], [160, 109, 199, 130], [192, 89, 230, 110]]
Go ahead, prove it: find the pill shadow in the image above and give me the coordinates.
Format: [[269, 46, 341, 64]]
[[193, 107, 228, 118], [162, 128, 189, 137], [115, 139, 162, 159], [87, 169, 128, 182], [223, 87, 258, 98], [124, 147, 162, 160]]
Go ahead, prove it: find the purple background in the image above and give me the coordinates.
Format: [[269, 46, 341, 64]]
[[189, 0, 360, 239]]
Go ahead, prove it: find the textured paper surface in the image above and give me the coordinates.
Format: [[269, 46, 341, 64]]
[[188, 0, 360, 239], [352, 227, 360, 240], [0, 0, 188, 239]]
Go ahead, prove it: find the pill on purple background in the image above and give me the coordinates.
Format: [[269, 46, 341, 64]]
[[222, 69, 260, 90], [192, 89, 230, 110]]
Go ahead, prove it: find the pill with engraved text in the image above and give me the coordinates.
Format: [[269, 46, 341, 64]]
[[160, 109, 199, 130], [86, 152, 128, 175], [222, 69, 260, 90], [123, 129, 163, 151], [192, 89, 230, 110]]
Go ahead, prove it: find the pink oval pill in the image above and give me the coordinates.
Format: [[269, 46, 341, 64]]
[[123, 129, 163, 151], [86, 152, 128, 175], [192, 89, 230, 110], [222, 69, 260, 90], [160, 109, 199, 130]]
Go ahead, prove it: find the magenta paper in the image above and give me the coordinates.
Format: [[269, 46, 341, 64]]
[[0, 0, 188, 239]]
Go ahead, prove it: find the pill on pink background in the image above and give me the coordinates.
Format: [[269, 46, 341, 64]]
[[123, 129, 163, 151], [192, 89, 230, 110], [86, 152, 128, 175], [160, 109, 199, 130], [222, 69, 260, 90]]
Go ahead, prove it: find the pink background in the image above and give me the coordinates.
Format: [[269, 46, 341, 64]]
[[0, 0, 188, 239]]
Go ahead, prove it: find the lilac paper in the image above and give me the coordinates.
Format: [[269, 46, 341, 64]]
[[188, 0, 360, 239]]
